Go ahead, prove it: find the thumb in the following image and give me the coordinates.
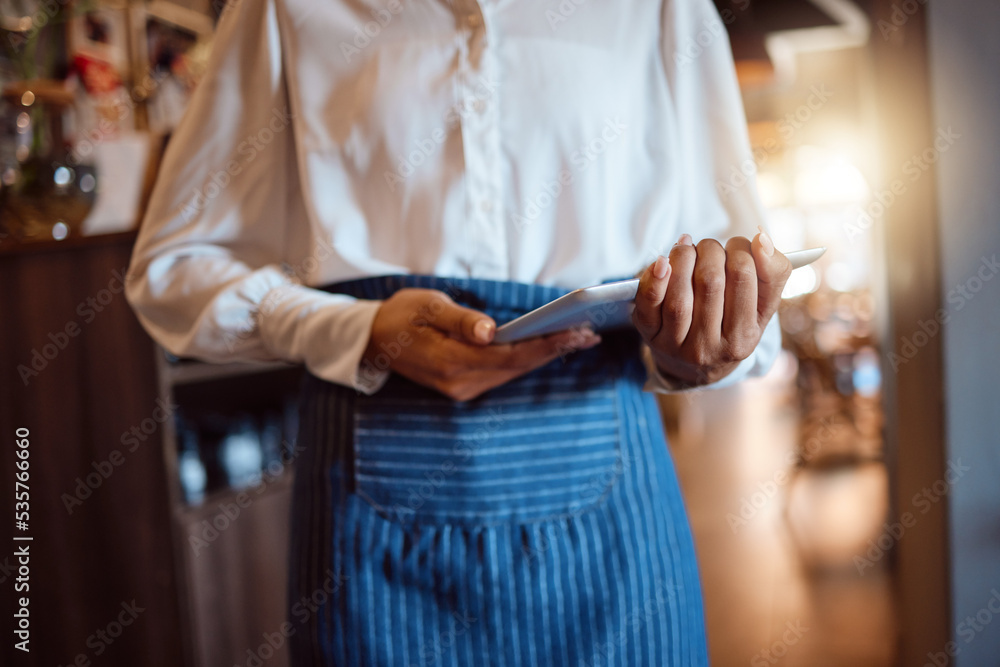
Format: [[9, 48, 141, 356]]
[[427, 293, 496, 345], [751, 226, 793, 328]]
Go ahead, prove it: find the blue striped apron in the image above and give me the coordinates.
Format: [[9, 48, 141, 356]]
[[287, 276, 708, 666]]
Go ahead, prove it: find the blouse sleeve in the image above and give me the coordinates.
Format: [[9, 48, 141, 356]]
[[125, 0, 389, 393], [644, 0, 783, 393]]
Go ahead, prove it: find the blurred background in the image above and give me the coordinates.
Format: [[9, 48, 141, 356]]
[[1, 0, 998, 665]]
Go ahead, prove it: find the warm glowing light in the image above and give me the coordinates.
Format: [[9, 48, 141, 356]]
[[756, 171, 790, 209], [825, 261, 860, 292], [782, 265, 819, 298], [793, 145, 870, 207]]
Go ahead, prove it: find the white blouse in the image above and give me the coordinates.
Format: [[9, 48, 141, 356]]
[[126, 0, 781, 394]]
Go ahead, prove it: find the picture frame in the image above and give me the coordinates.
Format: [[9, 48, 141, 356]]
[[68, 0, 131, 79], [129, 0, 214, 134]]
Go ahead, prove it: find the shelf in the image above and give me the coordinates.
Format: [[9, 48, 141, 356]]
[[0, 229, 138, 257], [173, 470, 294, 520], [162, 358, 301, 386]]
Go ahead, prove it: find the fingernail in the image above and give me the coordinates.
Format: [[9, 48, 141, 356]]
[[678, 233, 693, 246], [653, 255, 669, 280], [757, 225, 774, 257], [474, 320, 494, 343]]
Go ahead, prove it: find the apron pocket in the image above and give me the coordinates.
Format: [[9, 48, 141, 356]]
[[351, 349, 625, 527]]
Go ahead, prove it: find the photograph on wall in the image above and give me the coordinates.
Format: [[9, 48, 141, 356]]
[[131, 0, 213, 135]]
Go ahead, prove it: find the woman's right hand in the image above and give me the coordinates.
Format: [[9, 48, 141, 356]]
[[360, 288, 601, 402]]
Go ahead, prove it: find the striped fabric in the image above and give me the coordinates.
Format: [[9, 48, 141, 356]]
[[287, 276, 708, 666]]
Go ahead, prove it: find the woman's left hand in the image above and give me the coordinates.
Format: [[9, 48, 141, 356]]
[[632, 228, 793, 387]]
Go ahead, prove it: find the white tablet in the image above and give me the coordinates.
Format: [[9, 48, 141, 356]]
[[492, 247, 826, 344]]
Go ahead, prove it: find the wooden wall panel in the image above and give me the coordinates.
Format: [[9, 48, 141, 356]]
[[0, 237, 183, 666], [868, 1, 951, 663]]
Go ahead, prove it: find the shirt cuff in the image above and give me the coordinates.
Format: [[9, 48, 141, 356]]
[[257, 283, 389, 394]]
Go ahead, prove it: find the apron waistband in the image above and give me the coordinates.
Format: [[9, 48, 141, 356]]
[[316, 273, 645, 371], [317, 274, 594, 324]]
